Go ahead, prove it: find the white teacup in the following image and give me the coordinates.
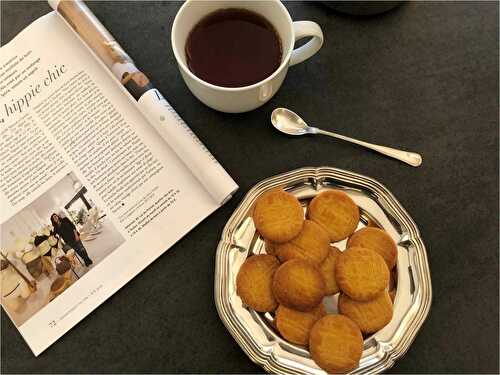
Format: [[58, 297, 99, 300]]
[[171, 0, 324, 113]]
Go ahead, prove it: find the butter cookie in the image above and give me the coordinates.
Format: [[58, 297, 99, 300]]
[[275, 303, 326, 346], [348, 227, 398, 270], [338, 291, 393, 334], [236, 254, 280, 312], [275, 220, 330, 265], [307, 190, 359, 242], [273, 259, 325, 312], [253, 190, 304, 243], [309, 314, 363, 374], [335, 247, 389, 301], [319, 246, 342, 295]]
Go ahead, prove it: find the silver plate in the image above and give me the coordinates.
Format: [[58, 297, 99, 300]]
[[214, 167, 432, 374]]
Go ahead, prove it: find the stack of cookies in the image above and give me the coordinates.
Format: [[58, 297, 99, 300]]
[[236, 189, 398, 374]]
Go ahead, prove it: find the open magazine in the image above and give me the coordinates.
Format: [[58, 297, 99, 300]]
[[0, 1, 237, 356]]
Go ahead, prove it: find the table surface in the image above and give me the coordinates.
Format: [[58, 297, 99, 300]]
[[1, 1, 498, 373]]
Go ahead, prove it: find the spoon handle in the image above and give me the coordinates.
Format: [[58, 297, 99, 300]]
[[314, 128, 422, 167]]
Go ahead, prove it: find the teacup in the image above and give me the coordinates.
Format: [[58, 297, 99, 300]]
[[171, 0, 324, 113]]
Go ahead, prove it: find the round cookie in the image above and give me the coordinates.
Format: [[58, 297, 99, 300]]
[[273, 259, 325, 312], [275, 303, 326, 346], [236, 254, 280, 312], [253, 190, 304, 243], [307, 190, 360, 242], [309, 314, 363, 373], [319, 246, 342, 295], [338, 291, 393, 334], [335, 247, 389, 301], [348, 227, 398, 270], [275, 220, 330, 265]]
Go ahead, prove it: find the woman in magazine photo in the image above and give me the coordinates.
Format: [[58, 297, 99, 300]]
[[50, 213, 93, 267]]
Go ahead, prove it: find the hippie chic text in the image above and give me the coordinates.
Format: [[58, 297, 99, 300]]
[[0, 64, 67, 123]]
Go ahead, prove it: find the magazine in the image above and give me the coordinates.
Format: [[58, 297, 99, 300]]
[[0, 3, 237, 356]]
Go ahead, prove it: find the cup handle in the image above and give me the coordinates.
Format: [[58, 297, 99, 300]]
[[289, 21, 324, 66]]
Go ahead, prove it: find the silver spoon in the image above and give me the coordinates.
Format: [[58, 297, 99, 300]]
[[271, 108, 422, 167]]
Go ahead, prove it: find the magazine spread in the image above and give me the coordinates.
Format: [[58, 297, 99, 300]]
[[0, 10, 237, 355]]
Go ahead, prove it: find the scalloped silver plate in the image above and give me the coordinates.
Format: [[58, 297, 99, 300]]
[[214, 167, 432, 374]]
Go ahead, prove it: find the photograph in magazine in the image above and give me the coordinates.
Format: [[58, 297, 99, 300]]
[[1, 172, 125, 327]]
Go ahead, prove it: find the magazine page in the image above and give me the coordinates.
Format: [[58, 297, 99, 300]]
[[49, 0, 238, 205], [0, 12, 223, 355]]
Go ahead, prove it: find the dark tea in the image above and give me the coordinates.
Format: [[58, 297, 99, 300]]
[[185, 8, 282, 88]]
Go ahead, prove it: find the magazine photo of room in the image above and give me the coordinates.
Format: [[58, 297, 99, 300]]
[[0, 172, 125, 327]]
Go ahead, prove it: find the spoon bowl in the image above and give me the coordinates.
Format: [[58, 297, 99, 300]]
[[271, 108, 311, 136]]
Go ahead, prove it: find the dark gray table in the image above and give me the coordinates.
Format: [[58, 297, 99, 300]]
[[1, 1, 498, 373]]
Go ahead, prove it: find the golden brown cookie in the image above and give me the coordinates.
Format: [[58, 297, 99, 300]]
[[275, 303, 326, 346], [236, 254, 280, 312], [309, 314, 363, 374], [275, 220, 330, 265], [338, 291, 393, 334], [272, 259, 325, 312], [307, 190, 360, 242], [253, 190, 304, 243], [347, 227, 398, 270], [335, 247, 389, 301], [320, 246, 342, 295]]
